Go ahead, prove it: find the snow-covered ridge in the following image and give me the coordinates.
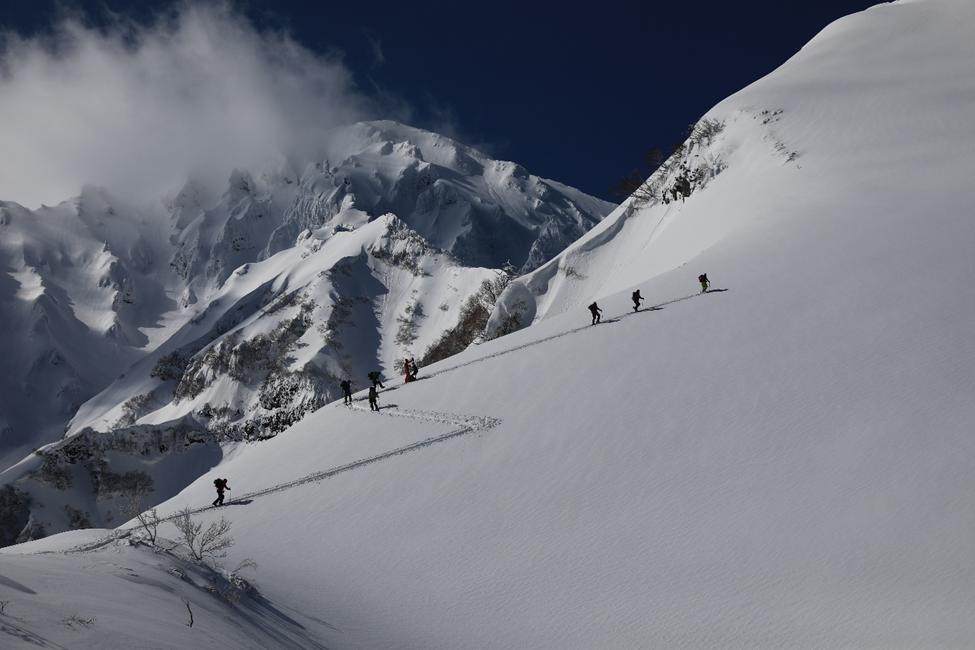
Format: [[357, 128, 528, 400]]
[[4, 1, 975, 647], [0, 121, 612, 541]]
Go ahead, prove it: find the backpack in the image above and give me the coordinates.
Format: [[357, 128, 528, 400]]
[[589, 302, 598, 311], [368, 371, 380, 380], [698, 274, 707, 283], [214, 478, 224, 489]]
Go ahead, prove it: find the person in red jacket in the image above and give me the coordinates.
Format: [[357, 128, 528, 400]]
[[212, 478, 230, 507]]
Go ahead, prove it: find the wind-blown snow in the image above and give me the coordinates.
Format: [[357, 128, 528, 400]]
[[2, 0, 975, 648]]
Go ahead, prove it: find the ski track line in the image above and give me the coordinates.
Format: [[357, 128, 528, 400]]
[[31, 290, 718, 556], [415, 289, 718, 382], [36, 406, 501, 556]]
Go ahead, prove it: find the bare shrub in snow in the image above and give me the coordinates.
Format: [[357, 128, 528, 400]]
[[118, 494, 161, 545], [219, 558, 260, 606], [172, 507, 234, 565], [609, 146, 664, 201], [559, 264, 585, 279], [60, 614, 97, 628]]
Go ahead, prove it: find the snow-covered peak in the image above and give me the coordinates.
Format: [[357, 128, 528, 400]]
[[0, 119, 612, 508], [9, 3, 975, 647]]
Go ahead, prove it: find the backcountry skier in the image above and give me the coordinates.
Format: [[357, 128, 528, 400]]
[[368, 385, 380, 411], [340, 379, 353, 405], [632, 290, 644, 312], [588, 301, 602, 325], [698, 273, 710, 293], [367, 371, 385, 389], [212, 478, 230, 507]]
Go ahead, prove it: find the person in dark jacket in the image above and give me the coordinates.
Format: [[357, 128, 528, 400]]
[[368, 385, 380, 411], [588, 302, 602, 325], [367, 371, 385, 389], [340, 379, 353, 405], [212, 478, 230, 507], [632, 290, 644, 312], [698, 273, 710, 294]]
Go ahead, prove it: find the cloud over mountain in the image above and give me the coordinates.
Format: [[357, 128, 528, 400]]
[[0, 1, 382, 208]]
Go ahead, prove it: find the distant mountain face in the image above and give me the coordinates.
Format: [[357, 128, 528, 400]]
[[0, 121, 612, 544]]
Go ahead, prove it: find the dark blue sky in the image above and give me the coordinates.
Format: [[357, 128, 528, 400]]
[[3, 0, 882, 201]]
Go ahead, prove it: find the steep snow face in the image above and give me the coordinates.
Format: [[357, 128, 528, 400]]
[[0, 121, 611, 542], [493, 0, 975, 331], [277, 121, 612, 273], [0, 193, 172, 470]]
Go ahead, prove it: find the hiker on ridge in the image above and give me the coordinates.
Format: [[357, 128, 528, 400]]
[[340, 379, 353, 405], [368, 385, 380, 411]]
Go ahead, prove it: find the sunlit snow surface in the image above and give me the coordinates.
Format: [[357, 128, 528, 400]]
[[3, 1, 975, 648]]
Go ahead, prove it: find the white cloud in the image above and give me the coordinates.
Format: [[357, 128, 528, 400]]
[[0, 1, 380, 208]]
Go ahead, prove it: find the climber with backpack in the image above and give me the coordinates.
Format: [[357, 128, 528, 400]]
[[212, 478, 230, 507], [367, 371, 385, 389], [368, 384, 380, 411], [632, 289, 644, 312], [588, 301, 602, 325], [698, 273, 710, 294], [340, 379, 353, 405]]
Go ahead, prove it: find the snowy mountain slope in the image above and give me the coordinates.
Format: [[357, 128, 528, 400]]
[[0, 121, 611, 541], [4, 0, 975, 647], [0, 119, 610, 447], [492, 0, 975, 330]]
